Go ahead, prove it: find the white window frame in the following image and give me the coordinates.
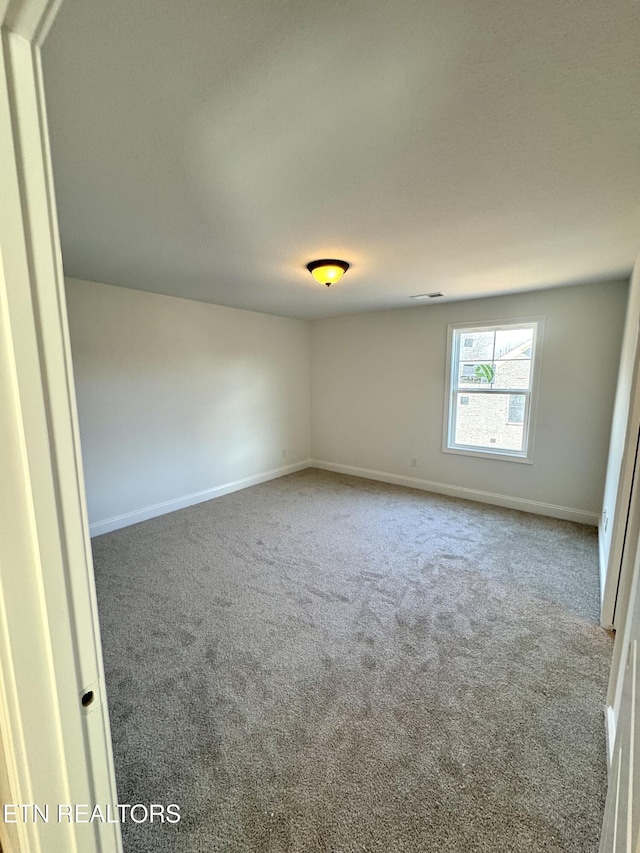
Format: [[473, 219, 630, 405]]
[[442, 316, 544, 464]]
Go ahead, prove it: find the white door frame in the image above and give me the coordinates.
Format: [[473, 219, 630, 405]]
[[0, 2, 121, 852], [606, 418, 640, 764], [601, 308, 640, 630]]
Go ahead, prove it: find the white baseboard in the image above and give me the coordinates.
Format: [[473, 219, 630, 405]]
[[310, 459, 599, 526], [90, 457, 599, 536], [89, 460, 311, 536]]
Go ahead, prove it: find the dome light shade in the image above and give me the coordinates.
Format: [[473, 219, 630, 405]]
[[306, 259, 349, 287]]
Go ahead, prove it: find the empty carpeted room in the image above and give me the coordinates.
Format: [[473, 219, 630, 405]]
[[2, 1, 640, 852], [57, 268, 631, 853]]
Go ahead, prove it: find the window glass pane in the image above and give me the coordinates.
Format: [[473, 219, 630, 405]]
[[492, 360, 531, 390], [457, 360, 496, 388], [457, 330, 494, 361], [454, 392, 525, 452], [457, 360, 530, 390], [508, 394, 526, 424], [494, 328, 534, 359]]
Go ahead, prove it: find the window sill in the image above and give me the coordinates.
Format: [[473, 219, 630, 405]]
[[442, 445, 533, 464]]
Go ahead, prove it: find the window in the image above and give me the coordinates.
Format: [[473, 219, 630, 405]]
[[444, 319, 542, 462]]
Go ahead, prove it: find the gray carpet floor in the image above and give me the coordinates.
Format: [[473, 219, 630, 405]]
[[92, 468, 612, 852]]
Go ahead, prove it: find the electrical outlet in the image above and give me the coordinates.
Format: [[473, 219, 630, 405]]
[[410, 457, 418, 468]]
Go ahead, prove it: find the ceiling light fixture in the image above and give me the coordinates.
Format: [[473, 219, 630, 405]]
[[306, 259, 349, 287]]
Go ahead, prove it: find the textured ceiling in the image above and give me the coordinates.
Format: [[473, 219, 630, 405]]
[[43, 0, 640, 319]]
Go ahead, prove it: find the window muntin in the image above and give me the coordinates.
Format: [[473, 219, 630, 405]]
[[445, 321, 540, 461]]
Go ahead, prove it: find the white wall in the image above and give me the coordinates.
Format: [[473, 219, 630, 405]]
[[67, 276, 628, 535], [65, 279, 311, 533], [310, 280, 628, 523]]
